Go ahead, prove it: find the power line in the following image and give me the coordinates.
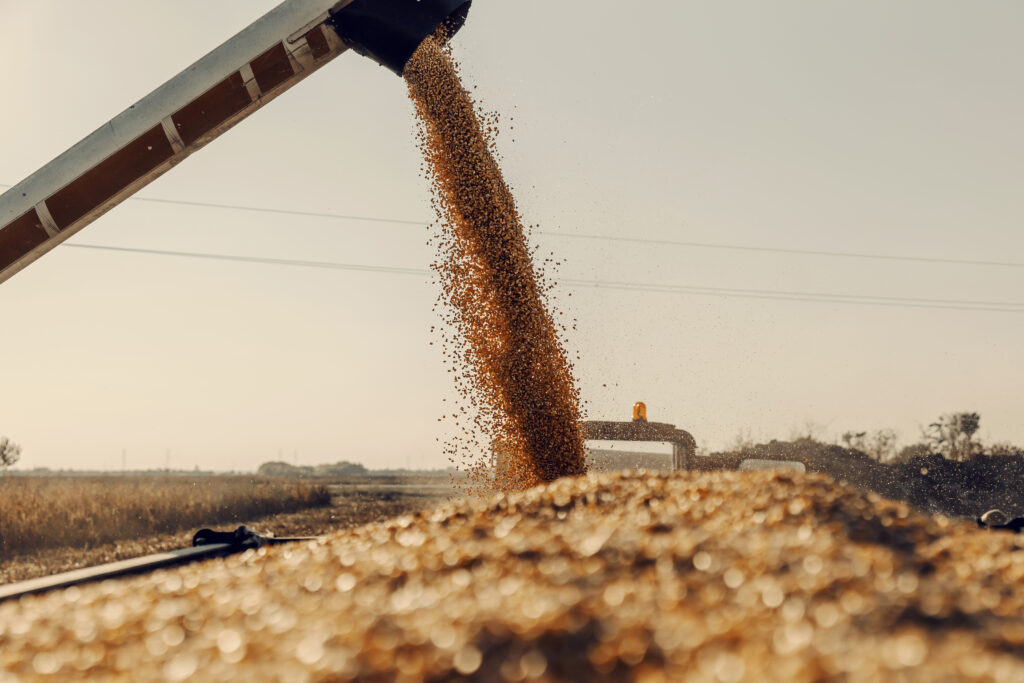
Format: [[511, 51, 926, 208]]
[[0, 183, 425, 227], [4, 183, 1022, 268], [561, 276, 1024, 309], [561, 278, 1024, 313], [552, 233, 1024, 269], [62, 242, 1024, 314], [63, 243, 427, 277], [129, 195, 426, 226]]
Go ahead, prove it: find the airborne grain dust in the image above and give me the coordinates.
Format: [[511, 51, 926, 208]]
[[405, 37, 586, 493]]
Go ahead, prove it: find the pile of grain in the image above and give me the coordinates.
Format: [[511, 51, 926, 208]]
[[405, 37, 586, 493], [3, 470, 1023, 681]]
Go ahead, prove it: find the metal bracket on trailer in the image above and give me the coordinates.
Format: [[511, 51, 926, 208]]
[[583, 406, 698, 472]]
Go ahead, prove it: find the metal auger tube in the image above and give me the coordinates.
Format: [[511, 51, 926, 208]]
[[0, 0, 472, 286]]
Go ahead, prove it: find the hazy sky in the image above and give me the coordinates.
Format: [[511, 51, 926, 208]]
[[1, 1, 1022, 471]]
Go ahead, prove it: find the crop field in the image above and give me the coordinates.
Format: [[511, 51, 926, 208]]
[[0, 475, 452, 586], [0, 475, 331, 559]]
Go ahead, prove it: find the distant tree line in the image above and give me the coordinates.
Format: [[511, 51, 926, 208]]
[[711, 411, 1024, 518], [837, 412, 1022, 464], [0, 436, 20, 472], [257, 460, 367, 477]]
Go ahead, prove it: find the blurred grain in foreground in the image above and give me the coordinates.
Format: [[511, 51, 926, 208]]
[[0, 476, 330, 557], [3, 470, 1023, 681]]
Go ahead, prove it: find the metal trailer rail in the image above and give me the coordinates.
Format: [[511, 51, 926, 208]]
[[0, 0, 470, 285], [0, 526, 320, 603]]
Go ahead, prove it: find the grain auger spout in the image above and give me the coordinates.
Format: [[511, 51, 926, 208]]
[[0, 0, 471, 285], [328, 0, 471, 75]]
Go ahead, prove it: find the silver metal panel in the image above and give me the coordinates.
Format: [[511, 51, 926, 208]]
[[0, 544, 233, 602]]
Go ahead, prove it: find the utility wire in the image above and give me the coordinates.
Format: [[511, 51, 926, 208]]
[[64, 243, 427, 277], [559, 278, 1024, 311], [4, 183, 1021, 268], [561, 279, 1024, 313], [552, 233, 1024, 269], [129, 195, 426, 226], [62, 242, 1024, 314], [0, 184, 424, 226]]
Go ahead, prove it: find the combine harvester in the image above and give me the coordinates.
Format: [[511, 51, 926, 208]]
[[0, 0, 471, 601]]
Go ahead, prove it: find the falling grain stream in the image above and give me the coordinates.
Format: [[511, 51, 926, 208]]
[[404, 37, 587, 492]]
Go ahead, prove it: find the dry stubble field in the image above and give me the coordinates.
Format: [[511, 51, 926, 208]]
[[0, 475, 450, 585]]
